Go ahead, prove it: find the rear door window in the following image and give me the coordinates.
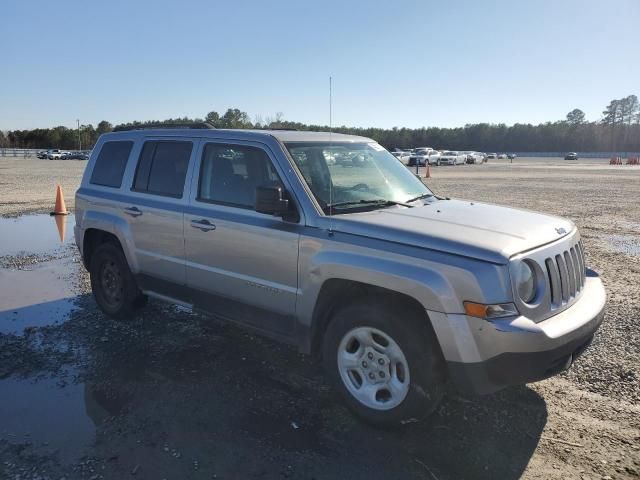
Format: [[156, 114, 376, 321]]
[[132, 141, 193, 198], [90, 141, 133, 188]]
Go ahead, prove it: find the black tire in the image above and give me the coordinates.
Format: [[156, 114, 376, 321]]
[[322, 298, 445, 427], [89, 242, 145, 320]]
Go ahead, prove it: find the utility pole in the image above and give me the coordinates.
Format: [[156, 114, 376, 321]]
[[77, 119, 81, 151]]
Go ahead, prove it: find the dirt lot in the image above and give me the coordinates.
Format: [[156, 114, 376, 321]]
[[0, 156, 639, 479]]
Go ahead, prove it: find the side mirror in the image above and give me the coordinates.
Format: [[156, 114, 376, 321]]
[[255, 185, 290, 216]]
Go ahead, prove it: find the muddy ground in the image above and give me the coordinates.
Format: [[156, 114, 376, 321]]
[[0, 156, 638, 479]]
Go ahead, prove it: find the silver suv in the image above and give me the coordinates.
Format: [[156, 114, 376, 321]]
[[75, 126, 605, 426]]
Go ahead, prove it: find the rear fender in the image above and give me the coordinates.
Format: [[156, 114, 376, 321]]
[[80, 210, 139, 273]]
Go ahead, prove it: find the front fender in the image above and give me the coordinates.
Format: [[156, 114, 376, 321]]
[[296, 236, 511, 349], [305, 251, 456, 314]]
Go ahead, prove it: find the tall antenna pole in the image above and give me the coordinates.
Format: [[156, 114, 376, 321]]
[[329, 76, 332, 132], [328, 76, 333, 230]]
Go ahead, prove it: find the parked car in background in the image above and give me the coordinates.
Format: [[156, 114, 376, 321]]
[[564, 152, 578, 160], [427, 150, 441, 165], [486, 153, 497, 159], [464, 151, 485, 164], [62, 151, 91, 160], [438, 151, 466, 165], [407, 148, 433, 167], [391, 149, 411, 164], [36, 150, 48, 159], [498, 154, 508, 159], [507, 153, 517, 160], [47, 149, 65, 159]]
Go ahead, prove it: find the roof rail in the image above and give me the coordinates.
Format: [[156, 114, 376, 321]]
[[113, 122, 215, 132]]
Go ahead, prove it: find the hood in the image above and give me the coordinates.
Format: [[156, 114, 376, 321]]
[[329, 199, 575, 264]]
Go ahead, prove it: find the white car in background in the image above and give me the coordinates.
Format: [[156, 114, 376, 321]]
[[408, 147, 433, 167], [486, 153, 497, 159], [391, 149, 411, 164], [427, 150, 441, 165], [464, 151, 485, 164], [438, 150, 466, 165]]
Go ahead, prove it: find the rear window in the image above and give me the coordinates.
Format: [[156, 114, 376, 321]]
[[89, 141, 133, 188], [132, 141, 192, 198]]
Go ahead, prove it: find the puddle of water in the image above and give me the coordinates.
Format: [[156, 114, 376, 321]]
[[603, 234, 640, 257], [0, 258, 80, 335], [0, 371, 132, 464], [0, 214, 75, 257], [0, 375, 95, 463]]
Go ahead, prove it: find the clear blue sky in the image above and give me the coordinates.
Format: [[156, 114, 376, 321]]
[[1, 0, 638, 130]]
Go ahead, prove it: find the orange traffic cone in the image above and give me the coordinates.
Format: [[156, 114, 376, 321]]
[[425, 163, 431, 178], [54, 214, 66, 242], [50, 185, 69, 215]]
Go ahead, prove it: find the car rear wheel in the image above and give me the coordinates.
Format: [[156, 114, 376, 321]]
[[322, 298, 445, 427], [90, 242, 145, 320]]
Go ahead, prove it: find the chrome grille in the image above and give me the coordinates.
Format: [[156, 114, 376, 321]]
[[544, 240, 586, 308]]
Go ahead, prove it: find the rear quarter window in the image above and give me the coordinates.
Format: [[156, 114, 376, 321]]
[[89, 141, 134, 188]]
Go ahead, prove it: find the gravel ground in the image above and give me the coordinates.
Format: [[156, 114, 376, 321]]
[[0, 156, 85, 217], [0, 156, 638, 479]]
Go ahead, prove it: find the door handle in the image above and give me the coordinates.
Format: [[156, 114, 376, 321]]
[[124, 206, 142, 217], [190, 219, 216, 231]]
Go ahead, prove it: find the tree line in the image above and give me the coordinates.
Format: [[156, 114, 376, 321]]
[[2, 95, 638, 153]]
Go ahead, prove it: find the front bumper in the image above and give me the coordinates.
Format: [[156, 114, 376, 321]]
[[429, 271, 606, 395]]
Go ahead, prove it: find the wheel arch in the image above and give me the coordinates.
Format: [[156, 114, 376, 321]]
[[79, 210, 138, 272], [83, 228, 121, 268], [308, 279, 445, 366]]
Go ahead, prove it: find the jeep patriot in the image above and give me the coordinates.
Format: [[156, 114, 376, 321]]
[[75, 126, 606, 426]]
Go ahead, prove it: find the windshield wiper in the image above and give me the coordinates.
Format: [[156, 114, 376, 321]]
[[405, 193, 434, 203], [324, 198, 413, 212]]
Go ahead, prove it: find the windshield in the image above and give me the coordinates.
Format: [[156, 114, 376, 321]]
[[443, 151, 457, 155], [285, 141, 432, 214]]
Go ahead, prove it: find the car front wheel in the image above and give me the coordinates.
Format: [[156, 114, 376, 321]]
[[323, 298, 445, 427]]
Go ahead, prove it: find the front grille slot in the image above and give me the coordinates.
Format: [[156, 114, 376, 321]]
[[564, 251, 577, 296], [576, 241, 586, 279], [570, 247, 581, 290], [546, 258, 561, 306], [542, 239, 586, 310], [556, 254, 569, 302]]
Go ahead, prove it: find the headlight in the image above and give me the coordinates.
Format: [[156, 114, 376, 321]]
[[515, 261, 536, 303]]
